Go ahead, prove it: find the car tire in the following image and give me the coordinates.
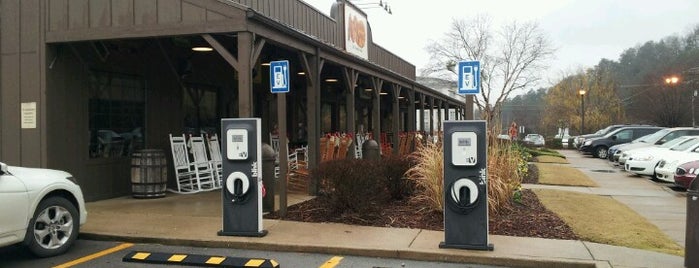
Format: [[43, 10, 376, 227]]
[[25, 196, 79, 257], [594, 146, 608, 159]]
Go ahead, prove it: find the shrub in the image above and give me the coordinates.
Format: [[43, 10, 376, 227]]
[[405, 137, 527, 216], [382, 155, 415, 200], [312, 159, 388, 214], [487, 139, 525, 215], [405, 141, 444, 213]]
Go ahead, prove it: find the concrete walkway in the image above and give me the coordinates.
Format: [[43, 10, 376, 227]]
[[80, 150, 687, 268]]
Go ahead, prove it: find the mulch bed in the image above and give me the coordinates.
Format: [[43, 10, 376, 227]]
[[265, 179, 578, 240]]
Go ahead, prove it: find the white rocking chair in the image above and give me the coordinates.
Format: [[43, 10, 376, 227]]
[[168, 134, 200, 193], [188, 135, 218, 191], [206, 133, 223, 188]]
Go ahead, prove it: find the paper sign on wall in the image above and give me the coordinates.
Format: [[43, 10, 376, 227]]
[[21, 102, 37, 129]]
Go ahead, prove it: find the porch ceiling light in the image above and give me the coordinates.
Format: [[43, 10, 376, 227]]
[[191, 46, 213, 52], [379, 92, 388, 95], [261, 62, 271, 66], [297, 72, 306, 75], [364, 88, 373, 92], [325, 78, 338, 82]]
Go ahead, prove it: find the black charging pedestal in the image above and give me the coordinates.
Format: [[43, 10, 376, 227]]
[[440, 120, 493, 250], [218, 118, 267, 237]]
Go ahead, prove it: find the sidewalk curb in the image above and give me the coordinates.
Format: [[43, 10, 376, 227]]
[[79, 232, 598, 268]]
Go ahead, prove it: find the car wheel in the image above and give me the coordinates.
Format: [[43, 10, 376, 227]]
[[25, 196, 79, 257], [594, 146, 608, 159]]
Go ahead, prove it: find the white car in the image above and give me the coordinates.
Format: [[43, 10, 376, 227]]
[[655, 145, 699, 183], [524, 134, 545, 147], [624, 136, 699, 177], [0, 162, 87, 257], [616, 127, 699, 165]]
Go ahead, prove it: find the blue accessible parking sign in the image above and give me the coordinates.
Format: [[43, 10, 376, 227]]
[[457, 61, 480, 95], [270, 60, 290, 93]]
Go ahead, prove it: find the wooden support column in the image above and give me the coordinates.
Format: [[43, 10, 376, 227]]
[[429, 97, 435, 135], [342, 68, 359, 158], [237, 32, 254, 117], [391, 84, 401, 155], [437, 100, 443, 133], [408, 89, 416, 132], [300, 50, 323, 195], [419, 94, 425, 132], [445, 102, 450, 121], [371, 77, 383, 151]]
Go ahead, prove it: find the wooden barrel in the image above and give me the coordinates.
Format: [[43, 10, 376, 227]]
[[131, 149, 167, 198]]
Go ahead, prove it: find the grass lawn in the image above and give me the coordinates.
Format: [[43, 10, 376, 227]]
[[533, 155, 569, 164], [534, 189, 684, 256], [535, 163, 598, 187]]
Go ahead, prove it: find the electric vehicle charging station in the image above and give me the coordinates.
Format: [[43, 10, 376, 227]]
[[218, 118, 267, 237], [440, 120, 493, 250]]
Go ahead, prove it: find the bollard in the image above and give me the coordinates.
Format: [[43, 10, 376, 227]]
[[261, 143, 276, 213], [362, 139, 380, 160], [687, 177, 699, 268]]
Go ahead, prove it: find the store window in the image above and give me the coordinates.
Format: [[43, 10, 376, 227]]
[[88, 71, 145, 158], [182, 82, 219, 136]]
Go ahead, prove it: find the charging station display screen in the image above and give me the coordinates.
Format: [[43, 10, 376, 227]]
[[457, 138, 471, 147], [231, 135, 244, 142]]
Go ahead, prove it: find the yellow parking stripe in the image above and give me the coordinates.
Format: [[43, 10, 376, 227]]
[[319, 256, 344, 268], [168, 254, 187, 262], [206, 256, 226, 264], [53, 243, 134, 268], [245, 259, 266, 267]]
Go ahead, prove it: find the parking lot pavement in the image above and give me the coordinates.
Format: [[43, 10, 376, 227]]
[[557, 150, 687, 247]]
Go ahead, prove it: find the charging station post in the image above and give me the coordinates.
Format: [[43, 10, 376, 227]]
[[440, 120, 493, 250], [218, 118, 267, 237]]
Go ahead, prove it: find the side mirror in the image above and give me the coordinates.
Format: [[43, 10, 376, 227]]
[[611, 135, 617, 141], [0, 162, 8, 175]]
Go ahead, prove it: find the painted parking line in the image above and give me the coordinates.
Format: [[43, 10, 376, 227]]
[[122, 251, 280, 267], [319, 256, 343, 268], [53, 242, 134, 268]]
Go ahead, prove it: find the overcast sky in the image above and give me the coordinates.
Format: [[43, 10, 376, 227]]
[[303, 0, 699, 90]]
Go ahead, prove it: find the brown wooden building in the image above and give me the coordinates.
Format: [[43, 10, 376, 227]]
[[0, 0, 465, 201]]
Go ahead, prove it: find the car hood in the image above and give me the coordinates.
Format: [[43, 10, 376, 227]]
[[659, 152, 699, 166], [618, 142, 651, 151], [7, 166, 75, 190]]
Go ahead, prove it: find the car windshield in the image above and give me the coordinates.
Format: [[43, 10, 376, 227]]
[[638, 129, 670, 143], [670, 138, 699, 151], [660, 137, 693, 148]]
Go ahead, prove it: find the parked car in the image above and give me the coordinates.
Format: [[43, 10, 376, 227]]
[[523, 134, 545, 147], [624, 136, 699, 177], [0, 162, 87, 257], [607, 134, 651, 163], [614, 127, 699, 164], [572, 124, 654, 149], [674, 160, 699, 189], [655, 144, 699, 183], [579, 126, 665, 159]]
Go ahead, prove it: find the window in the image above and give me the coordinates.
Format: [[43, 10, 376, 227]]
[[615, 129, 633, 141], [88, 71, 145, 158], [182, 82, 219, 136]]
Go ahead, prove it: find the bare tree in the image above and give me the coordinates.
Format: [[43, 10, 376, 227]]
[[422, 15, 555, 125]]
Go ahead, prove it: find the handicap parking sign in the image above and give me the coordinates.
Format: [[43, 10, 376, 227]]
[[270, 60, 290, 93], [457, 61, 480, 95]]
